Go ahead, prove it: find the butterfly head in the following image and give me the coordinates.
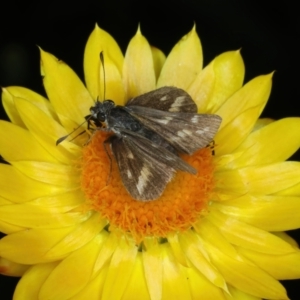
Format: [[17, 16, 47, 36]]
[[88, 99, 116, 127]]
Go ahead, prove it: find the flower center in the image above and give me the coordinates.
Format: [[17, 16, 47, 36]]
[[81, 131, 215, 242]]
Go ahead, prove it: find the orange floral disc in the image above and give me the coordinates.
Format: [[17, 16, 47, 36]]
[[81, 131, 216, 242]]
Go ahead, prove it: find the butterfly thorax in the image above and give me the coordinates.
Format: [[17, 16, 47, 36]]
[[107, 106, 177, 154]]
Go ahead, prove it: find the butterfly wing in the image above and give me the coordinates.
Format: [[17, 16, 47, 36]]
[[124, 105, 222, 155], [107, 86, 221, 200], [110, 129, 196, 201], [111, 136, 174, 201], [126, 86, 197, 113]]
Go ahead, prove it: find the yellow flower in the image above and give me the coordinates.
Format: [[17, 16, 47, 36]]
[[1, 24, 300, 300]]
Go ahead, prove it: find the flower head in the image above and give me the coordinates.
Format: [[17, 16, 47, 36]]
[[1, 24, 300, 300]]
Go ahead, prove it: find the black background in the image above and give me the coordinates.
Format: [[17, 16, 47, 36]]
[[0, 0, 299, 299]]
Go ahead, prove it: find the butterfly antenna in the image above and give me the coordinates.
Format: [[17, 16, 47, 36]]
[[56, 116, 92, 145], [100, 51, 106, 100]]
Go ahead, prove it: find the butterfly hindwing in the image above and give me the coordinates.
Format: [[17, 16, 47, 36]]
[[110, 134, 175, 201]]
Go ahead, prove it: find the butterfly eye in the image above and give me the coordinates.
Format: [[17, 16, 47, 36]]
[[97, 112, 106, 122]]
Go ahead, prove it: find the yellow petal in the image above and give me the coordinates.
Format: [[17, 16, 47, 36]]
[[208, 210, 296, 254], [214, 194, 300, 231], [168, 233, 188, 266], [215, 162, 300, 195], [151, 46, 166, 81], [0, 257, 29, 276], [0, 203, 88, 228], [11, 161, 79, 187], [142, 238, 163, 300], [29, 190, 85, 213], [253, 117, 274, 131], [71, 264, 108, 299], [216, 73, 272, 130], [40, 48, 94, 128], [123, 253, 151, 300], [274, 232, 299, 248], [14, 97, 80, 164], [239, 247, 300, 280], [0, 164, 66, 203], [93, 231, 118, 273], [102, 237, 138, 300], [276, 181, 300, 196], [243, 162, 300, 195], [0, 226, 76, 264], [39, 234, 104, 299], [230, 118, 300, 168], [214, 74, 272, 156], [1, 87, 26, 127], [0, 196, 12, 205], [215, 105, 264, 156], [226, 286, 261, 300], [0, 120, 58, 163], [179, 230, 227, 291], [194, 218, 239, 258], [206, 243, 288, 299], [213, 152, 242, 171], [189, 61, 215, 112], [46, 213, 107, 260], [0, 213, 106, 264], [123, 27, 156, 99], [0, 219, 25, 235], [187, 266, 227, 300], [5, 86, 59, 122], [161, 244, 192, 300], [157, 25, 203, 89], [13, 262, 59, 300], [84, 24, 125, 104], [188, 50, 245, 113]]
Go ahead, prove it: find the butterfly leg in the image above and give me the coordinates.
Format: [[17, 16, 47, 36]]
[[207, 140, 215, 155]]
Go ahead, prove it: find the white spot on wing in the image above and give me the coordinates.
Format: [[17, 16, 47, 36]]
[[191, 116, 199, 123], [136, 165, 151, 195], [166, 156, 175, 161], [127, 170, 132, 179], [157, 116, 173, 124], [169, 96, 186, 112], [178, 130, 187, 138], [157, 119, 169, 124], [127, 151, 134, 159], [183, 129, 192, 135], [160, 95, 168, 101], [175, 96, 186, 103]]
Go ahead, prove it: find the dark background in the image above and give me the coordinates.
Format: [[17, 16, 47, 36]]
[[0, 0, 299, 299]]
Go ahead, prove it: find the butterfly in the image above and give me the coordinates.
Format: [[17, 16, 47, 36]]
[[84, 86, 222, 201]]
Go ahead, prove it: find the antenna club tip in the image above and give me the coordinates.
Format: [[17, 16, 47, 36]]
[[56, 136, 66, 146]]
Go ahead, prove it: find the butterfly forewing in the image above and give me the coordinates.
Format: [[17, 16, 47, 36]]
[[124, 106, 222, 154], [126, 86, 197, 113]]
